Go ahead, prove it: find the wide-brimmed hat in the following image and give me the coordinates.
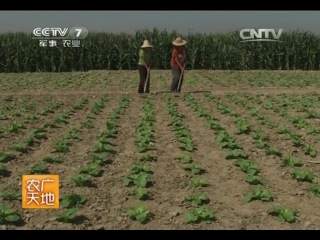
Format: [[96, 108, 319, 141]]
[[172, 37, 187, 46], [140, 40, 153, 48]]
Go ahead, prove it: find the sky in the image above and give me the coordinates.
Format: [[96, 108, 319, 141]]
[[0, 11, 320, 34]]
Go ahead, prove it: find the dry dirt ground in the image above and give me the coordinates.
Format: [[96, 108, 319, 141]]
[[1, 70, 320, 230]]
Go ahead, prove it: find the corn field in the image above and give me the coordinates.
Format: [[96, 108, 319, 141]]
[[1, 29, 320, 72]]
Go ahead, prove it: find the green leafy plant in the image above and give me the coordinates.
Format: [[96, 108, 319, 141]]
[[55, 208, 78, 223], [127, 204, 152, 223], [60, 194, 86, 208], [268, 206, 296, 223], [0, 152, 14, 163], [94, 141, 115, 154], [133, 187, 152, 200], [221, 139, 242, 149], [23, 136, 35, 147], [178, 137, 196, 152], [0, 113, 8, 120], [185, 193, 209, 205], [43, 120, 58, 128], [305, 110, 318, 119], [0, 204, 21, 224], [54, 138, 70, 153], [251, 130, 269, 141], [91, 153, 110, 166], [28, 164, 48, 174], [12, 143, 29, 153], [291, 133, 304, 147], [235, 118, 251, 134], [309, 184, 320, 196], [244, 187, 273, 202], [130, 163, 152, 174], [225, 149, 248, 160], [304, 144, 317, 158], [180, 154, 192, 164], [206, 118, 223, 131], [190, 178, 208, 188], [185, 207, 215, 223], [55, 113, 69, 124], [0, 163, 9, 176], [80, 163, 102, 176], [246, 174, 263, 185], [306, 126, 320, 135], [291, 168, 315, 183], [235, 159, 260, 175], [3, 96, 14, 102], [0, 191, 21, 201], [139, 154, 157, 162], [67, 127, 82, 140], [43, 156, 63, 163], [81, 118, 94, 129], [281, 155, 303, 167], [123, 172, 151, 188], [265, 147, 282, 157], [255, 139, 269, 149], [71, 174, 92, 187], [25, 114, 38, 121], [4, 121, 24, 134], [276, 125, 290, 134], [183, 164, 205, 175]]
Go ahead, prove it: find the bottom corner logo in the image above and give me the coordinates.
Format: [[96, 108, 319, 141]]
[[22, 175, 59, 209]]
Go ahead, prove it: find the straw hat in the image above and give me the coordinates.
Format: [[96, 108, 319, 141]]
[[172, 37, 187, 46], [140, 40, 153, 48]]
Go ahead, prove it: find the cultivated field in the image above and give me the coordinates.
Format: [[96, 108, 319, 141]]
[[1, 70, 320, 230]]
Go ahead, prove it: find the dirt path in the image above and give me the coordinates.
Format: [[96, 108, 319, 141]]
[[0, 87, 319, 97]]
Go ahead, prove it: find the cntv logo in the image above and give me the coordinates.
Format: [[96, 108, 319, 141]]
[[240, 29, 283, 42]]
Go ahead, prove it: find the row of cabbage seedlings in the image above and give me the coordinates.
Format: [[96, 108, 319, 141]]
[[185, 93, 297, 223], [0, 96, 89, 182], [0, 96, 90, 226], [239, 93, 318, 157], [49, 95, 130, 224], [164, 94, 216, 224], [224, 93, 320, 197], [125, 98, 156, 224]]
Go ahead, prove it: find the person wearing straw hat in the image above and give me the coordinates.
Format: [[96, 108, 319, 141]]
[[170, 37, 187, 94], [138, 40, 153, 94]]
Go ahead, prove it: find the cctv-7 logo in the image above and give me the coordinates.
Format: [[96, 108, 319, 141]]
[[75, 29, 82, 38]]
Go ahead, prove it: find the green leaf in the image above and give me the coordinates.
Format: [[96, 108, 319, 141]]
[[268, 206, 296, 223], [134, 187, 151, 200], [185, 193, 209, 205], [5, 213, 20, 222], [309, 184, 320, 196], [245, 187, 273, 202], [185, 212, 198, 223], [246, 174, 263, 185], [60, 194, 86, 208], [55, 208, 78, 222], [185, 207, 215, 223], [180, 155, 192, 164], [123, 178, 132, 186], [281, 155, 303, 167], [126, 204, 152, 223], [0, 191, 21, 201]]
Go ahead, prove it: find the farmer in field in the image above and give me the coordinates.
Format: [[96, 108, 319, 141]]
[[138, 40, 153, 94], [170, 37, 187, 94]]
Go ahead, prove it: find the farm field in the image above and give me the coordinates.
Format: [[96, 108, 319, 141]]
[[1, 70, 320, 230]]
